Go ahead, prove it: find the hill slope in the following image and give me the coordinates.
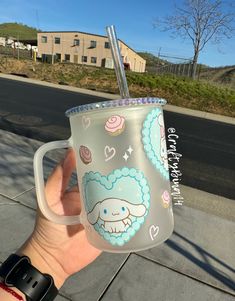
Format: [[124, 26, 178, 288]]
[[138, 52, 169, 68], [0, 22, 38, 40], [199, 65, 235, 88], [139, 52, 235, 88]]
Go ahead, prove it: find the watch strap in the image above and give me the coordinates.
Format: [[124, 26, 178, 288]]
[[0, 254, 58, 301]]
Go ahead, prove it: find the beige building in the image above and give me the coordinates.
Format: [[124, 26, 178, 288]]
[[37, 31, 146, 72]]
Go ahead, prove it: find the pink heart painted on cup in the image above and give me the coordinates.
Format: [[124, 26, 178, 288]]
[[104, 145, 116, 162], [82, 116, 91, 130]]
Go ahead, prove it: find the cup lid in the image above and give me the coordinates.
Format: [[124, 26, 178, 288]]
[[65, 97, 167, 117]]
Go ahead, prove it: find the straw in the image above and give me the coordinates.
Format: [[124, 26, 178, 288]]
[[106, 25, 130, 99]]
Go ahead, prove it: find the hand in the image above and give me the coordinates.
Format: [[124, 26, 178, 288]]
[[18, 149, 102, 288]]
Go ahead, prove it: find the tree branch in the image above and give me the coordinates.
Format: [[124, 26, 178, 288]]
[[153, 0, 234, 58]]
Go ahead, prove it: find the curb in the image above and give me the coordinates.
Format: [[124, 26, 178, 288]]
[[1, 73, 234, 125], [164, 104, 235, 125]]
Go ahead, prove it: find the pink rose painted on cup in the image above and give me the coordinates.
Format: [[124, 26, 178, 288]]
[[105, 115, 125, 136], [79, 145, 92, 164], [162, 190, 170, 208]]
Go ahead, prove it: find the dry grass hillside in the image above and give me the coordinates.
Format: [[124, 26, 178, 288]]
[[199, 66, 235, 89]]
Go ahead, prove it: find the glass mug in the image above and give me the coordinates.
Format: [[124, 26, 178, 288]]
[[34, 97, 174, 253]]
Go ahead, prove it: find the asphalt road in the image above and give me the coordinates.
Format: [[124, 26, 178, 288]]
[[0, 77, 234, 199]]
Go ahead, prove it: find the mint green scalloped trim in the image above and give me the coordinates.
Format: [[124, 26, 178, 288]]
[[142, 108, 169, 180]]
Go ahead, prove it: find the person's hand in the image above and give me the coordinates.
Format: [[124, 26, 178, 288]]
[[18, 149, 102, 288]]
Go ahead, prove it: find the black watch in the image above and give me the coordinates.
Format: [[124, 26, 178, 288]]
[[0, 254, 58, 301]]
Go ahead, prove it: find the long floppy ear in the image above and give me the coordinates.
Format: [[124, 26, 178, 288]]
[[128, 203, 146, 217], [87, 202, 101, 225]]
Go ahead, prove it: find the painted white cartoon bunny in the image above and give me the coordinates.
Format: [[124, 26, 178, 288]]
[[87, 198, 146, 233], [158, 114, 168, 170]]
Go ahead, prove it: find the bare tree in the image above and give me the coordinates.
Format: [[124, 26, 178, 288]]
[[154, 0, 234, 79]]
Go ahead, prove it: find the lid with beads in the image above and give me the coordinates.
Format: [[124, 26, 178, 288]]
[[65, 97, 167, 117]]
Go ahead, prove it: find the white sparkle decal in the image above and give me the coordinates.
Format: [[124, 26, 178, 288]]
[[123, 152, 129, 161], [127, 145, 133, 154]]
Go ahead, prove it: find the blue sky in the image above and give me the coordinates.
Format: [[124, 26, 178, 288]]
[[0, 0, 234, 67]]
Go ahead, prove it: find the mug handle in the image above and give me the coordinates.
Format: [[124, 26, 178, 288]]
[[34, 139, 81, 225]]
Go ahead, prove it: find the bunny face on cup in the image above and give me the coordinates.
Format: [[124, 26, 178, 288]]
[[87, 198, 147, 233]]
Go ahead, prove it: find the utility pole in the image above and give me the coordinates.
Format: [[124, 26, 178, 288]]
[[17, 34, 20, 60], [51, 35, 54, 64], [82, 37, 85, 65], [158, 47, 161, 58]]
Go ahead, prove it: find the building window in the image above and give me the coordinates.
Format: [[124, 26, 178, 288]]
[[82, 56, 87, 62], [56, 53, 61, 61], [64, 54, 70, 62], [104, 41, 110, 49], [90, 40, 96, 48], [42, 54, 54, 63], [55, 37, 60, 44], [91, 57, 97, 64], [74, 39, 80, 46], [41, 36, 47, 43]]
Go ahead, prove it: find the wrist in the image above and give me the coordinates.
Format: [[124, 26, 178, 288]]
[[17, 237, 67, 289], [0, 253, 59, 301], [0, 282, 25, 300]]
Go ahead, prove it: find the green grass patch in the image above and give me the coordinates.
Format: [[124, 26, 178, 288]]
[[0, 22, 38, 39], [125, 73, 235, 116]]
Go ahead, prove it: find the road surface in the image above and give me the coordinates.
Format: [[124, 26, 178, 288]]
[[0, 77, 234, 199]]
